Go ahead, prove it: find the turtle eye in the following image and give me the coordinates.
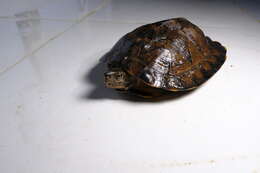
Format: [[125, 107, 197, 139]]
[[115, 74, 122, 79]]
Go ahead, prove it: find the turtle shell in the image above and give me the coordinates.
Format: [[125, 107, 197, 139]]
[[106, 18, 226, 91]]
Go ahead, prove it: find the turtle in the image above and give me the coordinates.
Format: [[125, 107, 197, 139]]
[[104, 18, 226, 98]]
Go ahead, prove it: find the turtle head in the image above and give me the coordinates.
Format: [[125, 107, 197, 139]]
[[104, 70, 131, 90]]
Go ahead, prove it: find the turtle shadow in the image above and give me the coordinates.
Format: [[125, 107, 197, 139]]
[[81, 52, 122, 100], [81, 52, 195, 103]]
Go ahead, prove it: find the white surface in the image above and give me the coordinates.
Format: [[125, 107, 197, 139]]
[[0, 0, 260, 172]]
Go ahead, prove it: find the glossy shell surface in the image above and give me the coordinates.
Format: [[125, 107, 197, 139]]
[[106, 18, 226, 91]]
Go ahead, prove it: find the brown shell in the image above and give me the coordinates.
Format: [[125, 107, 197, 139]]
[[107, 18, 226, 91]]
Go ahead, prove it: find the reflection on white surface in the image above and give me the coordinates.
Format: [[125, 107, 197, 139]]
[[78, 0, 87, 11], [0, 0, 260, 173], [235, 0, 260, 19], [0, 0, 108, 76], [15, 10, 42, 52]]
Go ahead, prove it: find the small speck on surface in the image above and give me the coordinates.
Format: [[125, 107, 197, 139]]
[[209, 160, 215, 163], [17, 105, 22, 109]]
